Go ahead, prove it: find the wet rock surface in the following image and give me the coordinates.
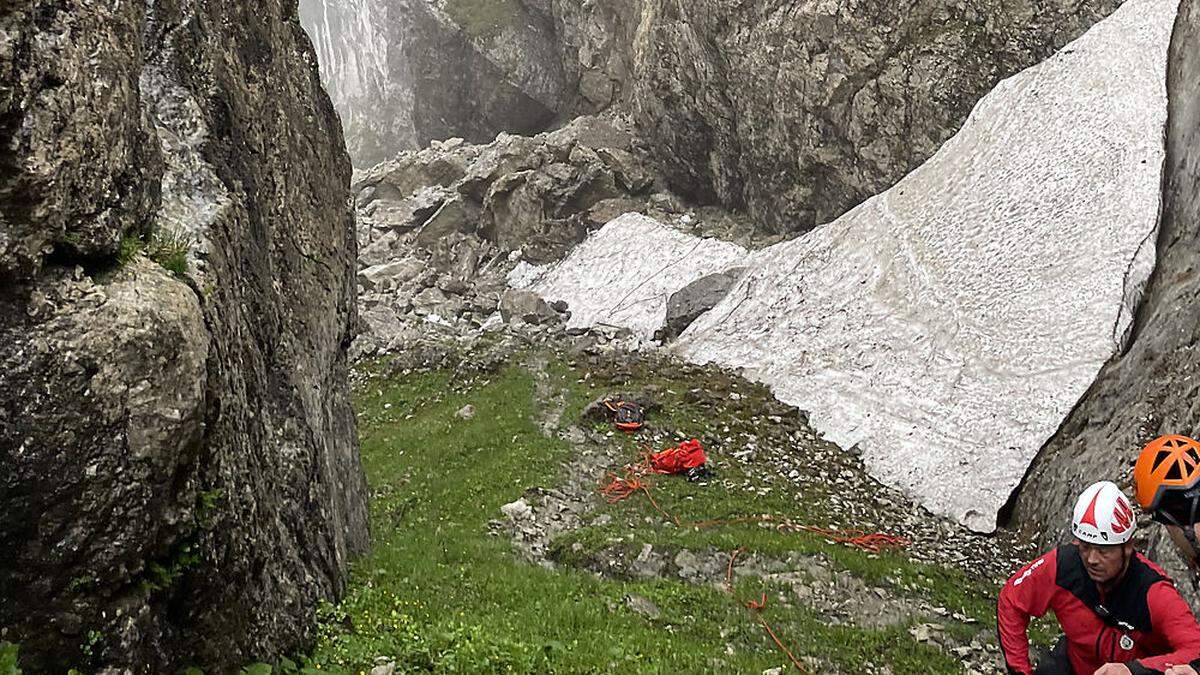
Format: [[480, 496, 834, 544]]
[[299, 0, 573, 167], [0, 0, 368, 670]]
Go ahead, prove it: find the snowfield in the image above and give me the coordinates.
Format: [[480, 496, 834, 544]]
[[514, 0, 1177, 531]]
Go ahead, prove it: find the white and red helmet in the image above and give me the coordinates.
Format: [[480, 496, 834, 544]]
[[1071, 481, 1137, 545]]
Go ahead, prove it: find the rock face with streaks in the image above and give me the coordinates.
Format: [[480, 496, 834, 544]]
[[0, 1, 368, 670], [1010, 0, 1200, 549], [626, 0, 1128, 233], [299, 0, 583, 167]]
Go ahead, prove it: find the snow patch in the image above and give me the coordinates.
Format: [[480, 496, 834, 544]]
[[675, 0, 1176, 532], [508, 213, 749, 339]]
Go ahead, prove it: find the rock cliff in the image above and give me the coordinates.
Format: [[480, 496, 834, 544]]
[[300, 0, 580, 167], [627, 0, 1128, 232], [306, 0, 1128, 233], [0, 1, 368, 670], [1010, 0, 1200, 549]]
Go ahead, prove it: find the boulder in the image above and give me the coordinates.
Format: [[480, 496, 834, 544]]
[[414, 195, 475, 248], [659, 269, 745, 342], [499, 289, 556, 325], [362, 186, 450, 232], [358, 259, 426, 292]]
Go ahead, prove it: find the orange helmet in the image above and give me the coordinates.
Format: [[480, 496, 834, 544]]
[[1134, 435, 1200, 512]]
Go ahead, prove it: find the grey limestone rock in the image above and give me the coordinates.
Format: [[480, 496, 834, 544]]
[[325, 0, 1126, 235], [1, 0, 368, 670], [659, 269, 745, 342], [499, 288, 556, 324], [355, 115, 660, 265]]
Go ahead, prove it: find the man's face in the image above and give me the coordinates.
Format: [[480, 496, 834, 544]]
[[1076, 539, 1132, 584]]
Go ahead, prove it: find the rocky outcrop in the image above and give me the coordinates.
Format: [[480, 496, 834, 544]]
[[628, 0, 1127, 232], [355, 116, 655, 265], [0, 1, 367, 671], [350, 116, 669, 355], [1010, 0, 1200, 548]]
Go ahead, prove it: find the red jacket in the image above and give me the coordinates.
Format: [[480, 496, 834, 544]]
[[998, 545, 1200, 674]]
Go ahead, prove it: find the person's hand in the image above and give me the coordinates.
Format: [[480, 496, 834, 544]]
[[1092, 665, 1132, 675], [1165, 665, 1200, 675]]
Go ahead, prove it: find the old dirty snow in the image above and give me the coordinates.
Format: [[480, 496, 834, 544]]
[[525, 0, 1177, 531]]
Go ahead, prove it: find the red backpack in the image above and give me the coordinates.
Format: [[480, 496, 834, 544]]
[[650, 439, 707, 474]]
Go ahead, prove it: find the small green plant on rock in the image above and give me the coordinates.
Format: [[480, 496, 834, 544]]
[[114, 229, 192, 279], [145, 229, 191, 278], [79, 630, 102, 663], [139, 542, 202, 594], [196, 489, 223, 528], [0, 642, 20, 675], [117, 233, 143, 267]]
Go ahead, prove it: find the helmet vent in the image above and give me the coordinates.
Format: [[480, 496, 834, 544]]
[[1167, 461, 1185, 481], [1154, 450, 1175, 470]]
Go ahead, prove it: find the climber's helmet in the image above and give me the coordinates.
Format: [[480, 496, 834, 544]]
[[1134, 435, 1200, 526], [1071, 480, 1137, 545]]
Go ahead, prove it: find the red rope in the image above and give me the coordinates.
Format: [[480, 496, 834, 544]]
[[781, 524, 910, 554], [599, 469, 646, 503], [725, 546, 808, 673], [725, 547, 743, 592], [597, 457, 908, 675], [757, 614, 808, 673], [640, 484, 681, 526]]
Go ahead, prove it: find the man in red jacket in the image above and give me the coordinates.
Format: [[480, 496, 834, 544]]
[[999, 481, 1200, 674]]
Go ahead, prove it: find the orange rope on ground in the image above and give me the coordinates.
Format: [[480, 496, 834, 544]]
[[756, 614, 809, 673], [780, 524, 911, 554], [725, 547, 744, 592], [599, 469, 647, 503], [640, 484, 681, 526], [725, 544, 808, 673], [599, 472, 911, 555], [596, 456, 908, 675]]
